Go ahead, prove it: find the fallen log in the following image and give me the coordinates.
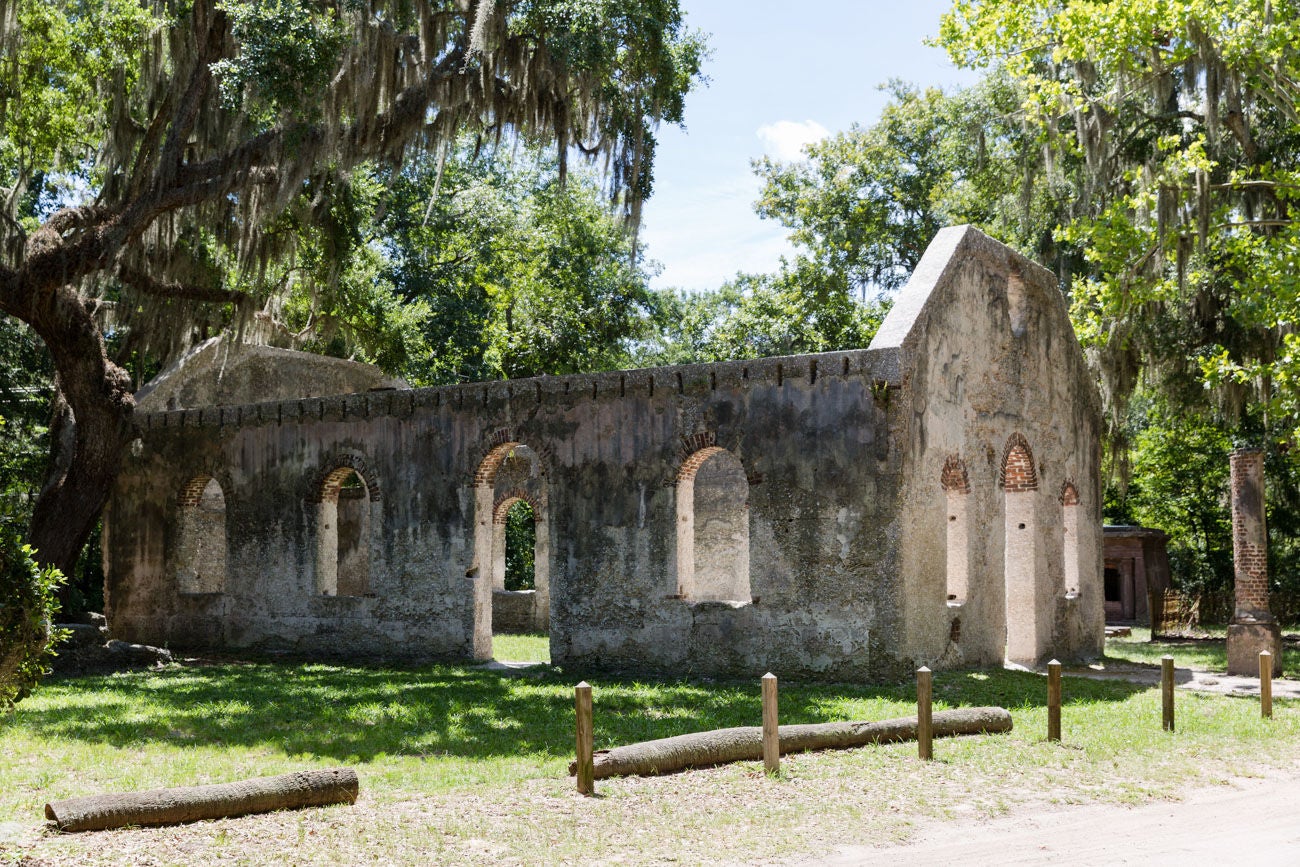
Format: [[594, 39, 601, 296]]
[[45, 767, 359, 833], [568, 706, 1011, 779]]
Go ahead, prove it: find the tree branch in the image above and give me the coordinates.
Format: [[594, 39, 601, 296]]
[[117, 266, 250, 307], [157, 0, 227, 185]]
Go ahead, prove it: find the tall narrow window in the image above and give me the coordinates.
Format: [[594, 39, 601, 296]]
[[677, 447, 751, 602], [176, 476, 227, 593], [317, 467, 371, 596], [1061, 482, 1080, 597], [1002, 434, 1039, 664], [940, 456, 970, 606]]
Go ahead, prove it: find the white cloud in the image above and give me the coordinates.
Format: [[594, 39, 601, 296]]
[[755, 119, 830, 161], [640, 172, 793, 291]]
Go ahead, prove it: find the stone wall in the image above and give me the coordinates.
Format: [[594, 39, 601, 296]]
[[104, 226, 1104, 678]]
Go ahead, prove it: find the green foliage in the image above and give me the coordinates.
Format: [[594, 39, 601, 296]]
[[751, 76, 1081, 297], [0, 0, 159, 200], [639, 272, 888, 367], [0, 318, 51, 522], [213, 0, 348, 121], [939, 0, 1300, 438], [382, 146, 656, 383], [1109, 399, 1234, 592], [270, 168, 436, 378], [502, 500, 535, 592], [0, 520, 65, 708]]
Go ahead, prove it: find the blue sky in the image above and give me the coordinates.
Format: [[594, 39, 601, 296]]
[[639, 1, 978, 291]]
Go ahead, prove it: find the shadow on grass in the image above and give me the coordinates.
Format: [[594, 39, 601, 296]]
[[5, 662, 1149, 763]]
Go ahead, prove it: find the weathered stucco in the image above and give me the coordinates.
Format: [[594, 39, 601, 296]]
[[105, 226, 1104, 678]]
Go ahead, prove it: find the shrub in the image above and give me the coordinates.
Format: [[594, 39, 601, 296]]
[[0, 521, 65, 707]]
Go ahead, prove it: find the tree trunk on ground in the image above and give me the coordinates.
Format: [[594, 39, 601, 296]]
[[568, 706, 1012, 779], [45, 768, 360, 832]]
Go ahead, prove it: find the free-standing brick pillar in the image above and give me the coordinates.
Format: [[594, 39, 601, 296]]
[[1226, 448, 1282, 676]]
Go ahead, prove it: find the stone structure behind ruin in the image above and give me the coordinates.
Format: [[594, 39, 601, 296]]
[[104, 226, 1105, 679]]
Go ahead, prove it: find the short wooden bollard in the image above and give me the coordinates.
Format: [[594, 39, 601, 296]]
[[1161, 655, 1175, 732], [1047, 659, 1062, 742], [761, 672, 780, 774], [1261, 651, 1274, 719], [575, 682, 595, 796], [917, 666, 933, 760]]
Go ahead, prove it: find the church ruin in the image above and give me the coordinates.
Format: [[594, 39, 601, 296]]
[[104, 226, 1105, 679]]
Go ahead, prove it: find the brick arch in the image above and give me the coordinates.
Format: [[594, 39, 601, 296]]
[[999, 434, 1038, 492], [177, 465, 234, 507], [676, 445, 745, 484], [1060, 480, 1079, 506], [178, 474, 216, 507], [493, 489, 542, 524], [474, 440, 549, 487], [308, 453, 382, 503], [940, 455, 971, 494], [679, 431, 718, 460]]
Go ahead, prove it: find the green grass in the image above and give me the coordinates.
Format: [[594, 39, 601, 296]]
[[1104, 627, 1232, 671], [4, 647, 1299, 865], [491, 632, 550, 663]]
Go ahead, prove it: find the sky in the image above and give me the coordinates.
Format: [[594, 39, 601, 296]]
[[639, 1, 979, 292]]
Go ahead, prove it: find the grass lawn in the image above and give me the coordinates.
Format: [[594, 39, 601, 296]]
[[1104, 627, 1231, 671], [2, 635, 1298, 865]]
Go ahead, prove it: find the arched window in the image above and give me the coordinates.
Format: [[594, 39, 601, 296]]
[[1002, 433, 1039, 663], [940, 456, 970, 606], [176, 476, 227, 594], [316, 467, 372, 596], [676, 447, 751, 603], [1061, 482, 1080, 597]]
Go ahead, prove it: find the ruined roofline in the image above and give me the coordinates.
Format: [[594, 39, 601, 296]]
[[132, 344, 902, 433]]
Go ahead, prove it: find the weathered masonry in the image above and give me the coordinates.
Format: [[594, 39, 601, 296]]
[[104, 226, 1105, 679]]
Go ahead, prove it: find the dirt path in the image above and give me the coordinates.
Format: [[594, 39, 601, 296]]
[[804, 767, 1300, 865]]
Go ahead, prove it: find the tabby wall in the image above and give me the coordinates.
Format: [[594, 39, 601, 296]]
[[104, 226, 1104, 678]]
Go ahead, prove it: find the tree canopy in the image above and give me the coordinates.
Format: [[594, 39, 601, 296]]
[[0, 0, 704, 702], [939, 0, 1300, 440]]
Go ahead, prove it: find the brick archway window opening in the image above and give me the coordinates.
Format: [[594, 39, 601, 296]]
[[316, 467, 372, 597], [1062, 483, 1080, 597], [1002, 437, 1039, 664], [677, 448, 751, 603], [176, 476, 228, 594], [941, 457, 970, 606]]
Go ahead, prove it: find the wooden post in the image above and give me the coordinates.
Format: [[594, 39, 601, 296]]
[[575, 682, 594, 796], [1261, 651, 1274, 719], [761, 672, 779, 775], [1047, 659, 1062, 742], [1161, 655, 1175, 732], [917, 666, 933, 760]]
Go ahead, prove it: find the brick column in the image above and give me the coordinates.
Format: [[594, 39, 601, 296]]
[[1226, 448, 1282, 675]]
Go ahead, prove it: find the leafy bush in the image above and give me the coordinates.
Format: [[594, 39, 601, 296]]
[[0, 521, 65, 707]]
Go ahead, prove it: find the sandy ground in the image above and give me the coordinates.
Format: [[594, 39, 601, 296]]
[[806, 767, 1300, 866]]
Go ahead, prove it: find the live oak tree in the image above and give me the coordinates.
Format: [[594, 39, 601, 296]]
[[0, 0, 702, 701], [939, 0, 1300, 440]]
